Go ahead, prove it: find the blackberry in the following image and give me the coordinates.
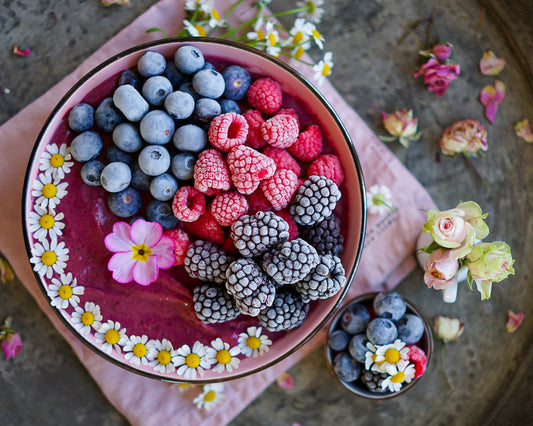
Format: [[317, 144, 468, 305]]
[[225, 259, 276, 316], [193, 283, 240, 324], [290, 175, 341, 226], [360, 370, 388, 393], [295, 254, 346, 303], [258, 287, 309, 332], [184, 240, 233, 284], [301, 214, 344, 256], [261, 238, 319, 285], [230, 211, 289, 258]]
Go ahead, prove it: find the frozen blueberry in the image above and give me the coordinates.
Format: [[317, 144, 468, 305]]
[[164, 91, 195, 120], [107, 187, 142, 218], [192, 69, 225, 99], [68, 103, 94, 132], [194, 98, 221, 123], [139, 110, 175, 145], [171, 152, 196, 180], [100, 162, 132, 193], [174, 45, 205, 75], [150, 173, 179, 201], [142, 76, 173, 106], [222, 65, 251, 101], [130, 161, 152, 191], [95, 98, 124, 132], [340, 303, 370, 334], [220, 99, 240, 114], [172, 124, 207, 153], [113, 85, 149, 122], [146, 199, 179, 230], [137, 50, 166, 77], [328, 329, 350, 352], [397, 313, 425, 345], [118, 69, 142, 90], [202, 62, 216, 70], [138, 145, 171, 176], [348, 334, 369, 363], [333, 352, 361, 383], [70, 131, 103, 162], [178, 82, 200, 101], [373, 292, 406, 321], [80, 160, 105, 186], [106, 145, 134, 165], [366, 318, 398, 345], [163, 61, 186, 88], [112, 122, 143, 153]]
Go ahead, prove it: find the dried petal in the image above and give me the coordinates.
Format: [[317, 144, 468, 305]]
[[479, 50, 506, 76], [12, 44, 30, 57], [433, 316, 464, 343], [277, 372, 294, 389], [480, 81, 505, 123], [101, 0, 131, 6], [506, 310, 525, 333], [514, 118, 533, 143], [0, 257, 15, 284]]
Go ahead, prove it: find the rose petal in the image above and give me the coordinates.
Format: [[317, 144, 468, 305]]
[[151, 236, 176, 270], [276, 372, 294, 389], [108, 252, 136, 283], [131, 219, 163, 247], [506, 310, 525, 333], [494, 80, 506, 103], [484, 101, 499, 124], [13, 44, 30, 57], [105, 222, 134, 252], [132, 256, 159, 286], [479, 50, 506, 76], [514, 118, 533, 143], [480, 85, 496, 106]]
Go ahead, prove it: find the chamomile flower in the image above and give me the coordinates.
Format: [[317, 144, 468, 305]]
[[47, 272, 84, 309], [237, 326, 272, 357], [309, 27, 325, 50], [173, 341, 212, 379], [381, 359, 416, 392], [208, 7, 225, 29], [32, 172, 68, 210], [366, 184, 394, 215], [183, 19, 206, 37], [246, 17, 265, 41], [262, 21, 282, 57], [39, 143, 74, 179], [285, 18, 313, 49], [124, 334, 152, 366], [147, 338, 177, 374], [28, 205, 65, 243], [193, 383, 225, 410], [185, 0, 210, 13], [296, 0, 325, 24], [172, 383, 194, 393], [95, 320, 128, 354], [206, 337, 241, 373], [374, 339, 410, 371], [364, 341, 387, 373], [71, 302, 103, 335], [312, 51, 333, 86], [30, 239, 69, 279]]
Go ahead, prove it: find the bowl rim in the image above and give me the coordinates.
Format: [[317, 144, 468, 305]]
[[21, 36, 368, 383]]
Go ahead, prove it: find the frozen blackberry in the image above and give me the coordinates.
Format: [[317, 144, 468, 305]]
[[290, 175, 341, 226], [261, 238, 319, 285], [225, 258, 276, 316], [193, 283, 240, 324], [230, 211, 289, 258], [361, 370, 388, 393], [301, 214, 344, 256], [295, 254, 346, 303], [184, 240, 233, 284], [258, 287, 309, 332]]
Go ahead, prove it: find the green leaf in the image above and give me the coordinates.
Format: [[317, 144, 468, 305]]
[[146, 27, 168, 38], [399, 137, 410, 148], [466, 270, 473, 291], [378, 135, 398, 143], [418, 240, 441, 255], [410, 132, 423, 141]]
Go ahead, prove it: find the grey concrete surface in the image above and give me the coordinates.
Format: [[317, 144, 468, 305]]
[[1, 0, 532, 425]]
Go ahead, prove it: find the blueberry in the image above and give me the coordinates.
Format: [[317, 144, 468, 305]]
[[222, 65, 251, 100], [68, 103, 94, 132], [174, 45, 205, 75], [80, 160, 105, 186], [137, 50, 166, 77], [340, 303, 370, 334], [138, 145, 171, 176], [130, 161, 152, 191], [100, 162, 132, 193], [107, 187, 142, 218], [106, 145, 134, 165], [118, 69, 142, 90], [142, 76, 173, 106], [150, 173, 179, 201], [192, 69, 225, 99], [95, 98, 124, 132], [172, 124, 207, 152], [164, 91, 195, 120], [178, 82, 200, 101], [139, 110, 175, 145], [113, 85, 149, 122], [171, 152, 196, 181], [146, 199, 179, 230], [332, 352, 361, 383], [163, 61, 186, 88], [348, 334, 369, 363], [220, 99, 240, 114], [194, 98, 221, 123], [202, 62, 216, 70], [366, 318, 398, 345], [112, 122, 143, 153], [328, 329, 350, 352], [397, 313, 425, 345], [373, 292, 406, 321], [70, 131, 103, 162]]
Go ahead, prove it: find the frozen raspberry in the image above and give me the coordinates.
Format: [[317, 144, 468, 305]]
[[407, 345, 428, 379], [288, 124, 323, 162], [243, 109, 266, 149], [211, 191, 249, 226], [226, 145, 276, 195], [246, 188, 272, 214], [247, 77, 282, 113], [184, 210, 225, 245], [193, 149, 231, 194], [261, 114, 299, 148], [208, 112, 249, 151], [262, 146, 301, 176], [278, 108, 300, 129], [307, 154, 344, 185], [276, 209, 299, 241], [163, 228, 190, 265], [172, 186, 206, 222], [260, 169, 299, 211]]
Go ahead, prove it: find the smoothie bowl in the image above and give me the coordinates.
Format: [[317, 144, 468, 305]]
[[22, 38, 366, 383]]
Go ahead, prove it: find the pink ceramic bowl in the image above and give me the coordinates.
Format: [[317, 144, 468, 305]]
[[22, 38, 366, 383]]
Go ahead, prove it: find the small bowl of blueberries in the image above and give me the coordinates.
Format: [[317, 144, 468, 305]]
[[325, 291, 433, 399]]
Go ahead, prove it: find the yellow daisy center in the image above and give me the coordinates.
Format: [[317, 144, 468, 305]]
[[42, 183, 57, 199], [216, 349, 232, 365], [204, 390, 216, 402], [185, 353, 201, 368], [294, 46, 305, 59], [58, 284, 73, 300], [372, 353, 384, 365], [307, 1, 316, 13], [50, 154, 65, 168], [384, 348, 400, 364], [39, 214, 55, 229], [105, 329, 120, 345], [268, 32, 277, 45], [131, 242, 152, 262], [133, 343, 147, 358], [312, 29, 322, 40], [157, 350, 171, 365], [292, 31, 303, 44], [391, 371, 405, 383], [211, 9, 220, 21], [195, 25, 206, 37], [81, 312, 95, 326], [41, 250, 57, 266], [247, 336, 261, 350], [321, 63, 331, 77], [257, 29, 265, 40], [178, 383, 189, 389]]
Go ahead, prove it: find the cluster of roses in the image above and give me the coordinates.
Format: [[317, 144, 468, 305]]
[[414, 43, 460, 97]]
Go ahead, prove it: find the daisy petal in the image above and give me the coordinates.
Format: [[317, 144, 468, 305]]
[[108, 252, 136, 283]]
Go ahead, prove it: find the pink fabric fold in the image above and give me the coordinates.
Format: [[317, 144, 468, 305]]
[[0, 0, 436, 424]]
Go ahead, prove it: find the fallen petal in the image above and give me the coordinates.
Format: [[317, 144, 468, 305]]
[[484, 102, 499, 124], [514, 118, 533, 143], [0, 256, 15, 283], [277, 372, 294, 389], [506, 310, 525, 333], [13, 44, 30, 57], [480, 85, 496, 106], [101, 0, 131, 5], [479, 50, 506, 75]]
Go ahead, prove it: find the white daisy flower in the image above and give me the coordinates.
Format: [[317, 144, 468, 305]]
[[39, 143, 74, 179], [247, 17, 266, 42], [171, 383, 195, 393], [30, 239, 69, 279], [185, 0, 210, 13], [366, 184, 394, 215], [206, 337, 241, 373], [28, 205, 65, 243], [147, 338, 177, 374], [312, 51, 333, 86], [309, 27, 325, 50], [237, 326, 272, 357], [262, 21, 282, 57], [193, 383, 225, 410], [32, 173, 68, 210], [47, 272, 84, 309], [173, 341, 212, 380], [296, 0, 325, 24], [374, 339, 410, 371], [71, 302, 103, 335], [94, 320, 128, 354], [124, 335, 152, 366], [183, 19, 206, 37], [285, 18, 312, 48], [208, 7, 225, 29], [364, 341, 385, 372], [381, 359, 416, 392]]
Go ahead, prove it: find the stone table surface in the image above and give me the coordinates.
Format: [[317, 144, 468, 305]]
[[1, 0, 532, 425]]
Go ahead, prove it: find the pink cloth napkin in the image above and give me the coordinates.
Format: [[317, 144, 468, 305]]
[[0, 0, 436, 424]]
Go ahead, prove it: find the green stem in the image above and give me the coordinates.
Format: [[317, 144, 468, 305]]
[[223, 0, 249, 19]]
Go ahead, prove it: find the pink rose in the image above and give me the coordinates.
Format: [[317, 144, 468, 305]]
[[2, 333, 23, 360], [439, 119, 488, 156], [432, 44, 452, 61], [423, 208, 468, 248], [424, 248, 459, 290], [414, 58, 460, 97]]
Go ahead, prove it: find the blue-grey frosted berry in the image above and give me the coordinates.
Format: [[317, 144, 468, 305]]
[[174, 45, 205, 75], [130, 161, 152, 191], [138, 145, 170, 176], [106, 145, 134, 165], [164, 91, 195, 120], [373, 291, 406, 321], [137, 50, 166, 77], [220, 99, 240, 114], [202, 62, 215, 70], [68, 103, 94, 132], [113, 85, 149, 122], [397, 313, 425, 345], [173, 124, 207, 152], [139, 110, 175, 145], [178, 82, 199, 101], [142, 75, 173, 106], [194, 98, 221, 123], [366, 318, 398, 345], [340, 303, 370, 334], [80, 160, 105, 186], [112, 122, 143, 153], [118, 69, 142, 90], [95, 98, 123, 132], [70, 131, 103, 162], [146, 199, 179, 230], [100, 162, 132, 193], [348, 334, 369, 363], [328, 329, 350, 352], [171, 152, 196, 180], [333, 352, 361, 383], [222, 65, 251, 100], [107, 187, 142, 218], [192, 69, 225, 99], [163, 61, 186, 88], [150, 173, 178, 201]]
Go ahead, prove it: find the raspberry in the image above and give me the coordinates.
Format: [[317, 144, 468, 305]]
[[307, 154, 344, 185], [172, 186, 206, 222], [261, 114, 299, 148], [276, 209, 299, 241], [278, 108, 300, 129], [226, 145, 276, 195], [288, 124, 323, 162], [193, 148, 231, 194], [246, 188, 272, 214], [163, 228, 190, 265], [222, 237, 239, 255], [260, 169, 299, 211], [247, 77, 282, 113], [243, 109, 266, 149], [211, 191, 249, 226], [407, 345, 428, 379], [208, 112, 249, 151], [184, 210, 225, 245], [262, 146, 301, 176]]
